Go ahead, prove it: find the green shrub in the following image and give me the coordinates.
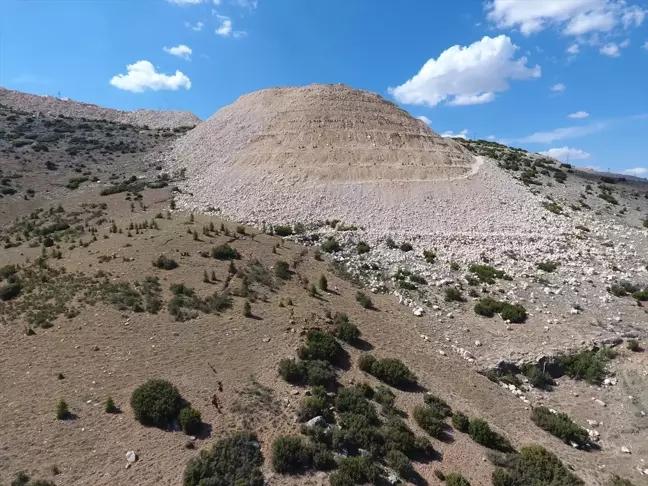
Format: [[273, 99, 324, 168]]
[[56, 399, 70, 420], [499, 303, 528, 323], [183, 430, 263, 486], [423, 250, 436, 263], [278, 358, 306, 384], [368, 357, 418, 388], [311, 443, 335, 471], [130, 379, 183, 427], [523, 365, 553, 389], [275, 260, 291, 279], [243, 300, 252, 317], [446, 473, 471, 486], [609, 475, 637, 486], [557, 348, 614, 384], [304, 360, 337, 387], [469, 264, 510, 284], [274, 225, 293, 236], [413, 405, 446, 439], [357, 241, 370, 254], [0, 264, 18, 280], [297, 387, 332, 422], [632, 289, 648, 301], [627, 339, 640, 351], [424, 393, 452, 418], [271, 435, 312, 473], [474, 297, 504, 317], [491, 445, 583, 486], [335, 387, 378, 423], [598, 192, 618, 205], [374, 385, 396, 411], [335, 315, 361, 345], [531, 407, 588, 447], [0, 277, 21, 301], [321, 237, 341, 253], [434, 470, 446, 481], [105, 397, 118, 414], [400, 242, 413, 252], [329, 456, 379, 486], [152, 254, 178, 270], [211, 244, 240, 260], [445, 287, 465, 302], [387, 449, 413, 478], [298, 330, 344, 365], [358, 353, 376, 373], [334, 412, 383, 455], [179, 407, 202, 435], [382, 416, 418, 455], [468, 418, 512, 451], [355, 291, 373, 309], [536, 261, 558, 272], [452, 411, 470, 432]]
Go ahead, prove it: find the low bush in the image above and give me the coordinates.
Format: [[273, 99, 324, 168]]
[[298, 330, 344, 365], [130, 379, 183, 427], [400, 242, 413, 252], [557, 348, 615, 385], [278, 358, 306, 384], [152, 254, 178, 270], [319, 274, 328, 291], [357, 241, 370, 254], [275, 260, 291, 279], [355, 291, 373, 309], [56, 399, 70, 420], [334, 313, 361, 345], [366, 357, 418, 389], [387, 449, 413, 478], [335, 386, 378, 423], [445, 473, 471, 486], [0, 277, 21, 301], [522, 365, 553, 389], [531, 406, 588, 447], [304, 360, 337, 387], [183, 430, 263, 486], [297, 386, 332, 422], [274, 225, 293, 236], [445, 287, 465, 302], [358, 353, 376, 373], [474, 297, 504, 317], [452, 411, 470, 432], [272, 435, 312, 474], [179, 407, 202, 435], [374, 385, 396, 411], [499, 303, 528, 323], [627, 339, 640, 352], [334, 412, 383, 455], [105, 397, 118, 414], [382, 416, 418, 455], [211, 244, 240, 260], [491, 445, 583, 486], [413, 405, 446, 439], [423, 250, 436, 263], [536, 261, 558, 272], [329, 456, 379, 486], [424, 393, 452, 418], [468, 418, 512, 452], [321, 237, 341, 253], [469, 264, 510, 284]]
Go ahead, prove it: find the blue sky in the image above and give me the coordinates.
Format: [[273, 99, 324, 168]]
[[1, 0, 647, 174]]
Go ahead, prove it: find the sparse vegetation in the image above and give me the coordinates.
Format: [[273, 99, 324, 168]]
[[445, 473, 471, 486], [333, 312, 361, 345], [469, 264, 510, 284], [531, 406, 589, 447], [56, 399, 70, 420], [152, 254, 178, 270], [275, 260, 291, 280], [356, 241, 370, 254], [359, 354, 417, 388], [355, 291, 373, 309], [556, 348, 615, 385], [491, 445, 583, 486], [474, 297, 527, 323], [452, 411, 470, 432], [445, 287, 465, 302], [298, 330, 344, 365], [627, 339, 640, 352], [271, 435, 312, 473], [468, 418, 512, 452], [179, 406, 202, 435], [321, 237, 341, 253], [536, 261, 558, 272], [105, 397, 118, 414]]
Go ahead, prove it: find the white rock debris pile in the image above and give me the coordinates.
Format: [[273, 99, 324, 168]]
[[0, 87, 200, 129], [166, 83, 568, 258]]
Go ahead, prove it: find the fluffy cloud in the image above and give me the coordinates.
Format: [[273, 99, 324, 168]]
[[623, 167, 648, 176], [539, 146, 591, 161], [551, 83, 566, 92], [109, 60, 191, 93], [214, 15, 246, 37], [567, 43, 580, 54], [416, 115, 432, 125], [441, 129, 469, 139], [389, 35, 540, 108], [163, 44, 192, 60], [600, 42, 621, 56], [643, 40, 648, 50], [486, 0, 647, 36], [167, 0, 203, 4], [568, 111, 590, 118]]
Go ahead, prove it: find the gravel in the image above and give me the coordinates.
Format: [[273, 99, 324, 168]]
[[0, 87, 200, 129]]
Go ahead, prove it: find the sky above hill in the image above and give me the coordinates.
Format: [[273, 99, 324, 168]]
[[1, 0, 647, 175]]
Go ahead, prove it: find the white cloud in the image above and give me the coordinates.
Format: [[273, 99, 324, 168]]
[[168, 0, 203, 4], [623, 167, 648, 176], [235, 0, 258, 9], [520, 122, 607, 143], [163, 44, 192, 60], [568, 111, 590, 118], [109, 60, 191, 93], [643, 40, 648, 50], [486, 0, 647, 36], [551, 83, 566, 92], [416, 116, 432, 125], [539, 146, 591, 161], [567, 43, 580, 54], [216, 16, 232, 36], [185, 21, 204, 31], [487, 135, 497, 140], [600, 42, 621, 56], [441, 129, 469, 139], [389, 35, 540, 108]]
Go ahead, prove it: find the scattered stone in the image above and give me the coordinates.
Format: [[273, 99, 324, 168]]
[[125, 451, 137, 463], [621, 446, 631, 454], [306, 416, 327, 428], [263, 337, 271, 343]]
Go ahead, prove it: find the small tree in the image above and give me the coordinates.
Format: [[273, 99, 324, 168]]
[[179, 407, 202, 435], [130, 379, 183, 427], [105, 397, 118, 414], [243, 300, 252, 317], [56, 399, 70, 420], [452, 411, 470, 432], [275, 261, 291, 280], [355, 291, 373, 309]]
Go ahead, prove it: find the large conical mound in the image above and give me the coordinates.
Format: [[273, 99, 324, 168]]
[[167, 84, 560, 250]]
